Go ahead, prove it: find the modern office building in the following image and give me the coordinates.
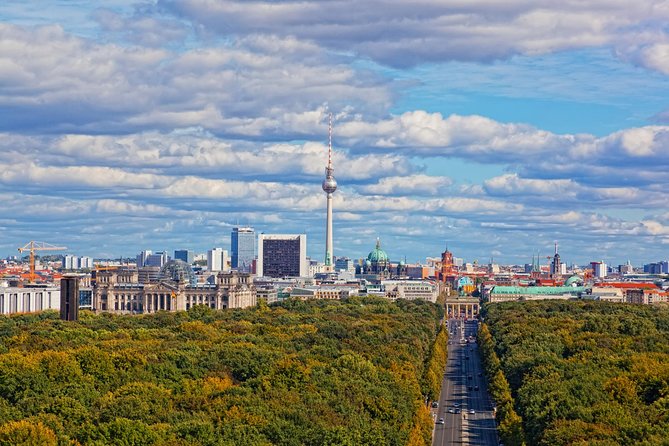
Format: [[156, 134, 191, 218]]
[[231, 227, 255, 272], [257, 234, 307, 278], [63, 255, 93, 270], [207, 248, 228, 272], [643, 261, 668, 274], [136, 250, 152, 268], [145, 252, 169, 268], [63, 255, 76, 270], [174, 249, 194, 264], [334, 257, 355, 274], [591, 261, 607, 278]]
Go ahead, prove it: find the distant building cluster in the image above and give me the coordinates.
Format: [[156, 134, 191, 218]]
[[1, 130, 668, 318]]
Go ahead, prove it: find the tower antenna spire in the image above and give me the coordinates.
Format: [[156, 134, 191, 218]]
[[328, 113, 333, 171]]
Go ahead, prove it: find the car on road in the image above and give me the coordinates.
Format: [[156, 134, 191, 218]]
[[448, 408, 455, 414], [431, 401, 439, 408], [469, 409, 475, 414], [455, 408, 461, 414], [436, 418, 445, 425], [453, 403, 460, 408]]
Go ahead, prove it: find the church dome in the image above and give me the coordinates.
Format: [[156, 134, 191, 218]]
[[367, 238, 389, 263], [564, 275, 582, 287]]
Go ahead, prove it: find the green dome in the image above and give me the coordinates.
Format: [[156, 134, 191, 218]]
[[367, 238, 389, 263], [564, 275, 582, 286]]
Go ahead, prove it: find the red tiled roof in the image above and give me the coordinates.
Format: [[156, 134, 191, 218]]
[[595, 282, 658, 289]]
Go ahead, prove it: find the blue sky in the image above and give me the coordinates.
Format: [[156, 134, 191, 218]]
[[1, 1, 669, 267]]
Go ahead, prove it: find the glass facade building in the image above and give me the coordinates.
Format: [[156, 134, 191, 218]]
[[231, 227, 255, 273], [174, 249, 194, 264]]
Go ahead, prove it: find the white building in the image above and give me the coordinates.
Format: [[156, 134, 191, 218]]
[[308, 259, 328, 277], [381, 280, 438, 303], [591, 261, 607, 278], [0, 286, 60, 314], [290, 286, 356, 300], [207, 248, 229, 272], [63, 255, 76, 270], [257, 234, 307, 278]]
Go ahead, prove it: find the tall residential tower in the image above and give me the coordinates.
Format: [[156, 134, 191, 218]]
[[322, 114, 337, 271]]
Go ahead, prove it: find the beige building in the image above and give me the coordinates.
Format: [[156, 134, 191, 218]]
[[93, 266, 256, 314], [587, 286, 625, 303], [381, 280, 438, 303], [290, 286, 356, 300]]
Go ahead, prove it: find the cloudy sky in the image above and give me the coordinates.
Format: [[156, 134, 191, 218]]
[[2, 1, 669, 266]]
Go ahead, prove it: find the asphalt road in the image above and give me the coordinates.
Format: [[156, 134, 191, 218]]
[[432, 319, 499, 446]]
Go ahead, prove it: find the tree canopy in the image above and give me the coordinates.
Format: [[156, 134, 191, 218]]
[[0, 296, 443, 445], [483, 300, 669, 446]]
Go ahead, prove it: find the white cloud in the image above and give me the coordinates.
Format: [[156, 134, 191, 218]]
[[0, 23, 391, 134], [358, 174, 452, 195], [162, 0, 669, 74]]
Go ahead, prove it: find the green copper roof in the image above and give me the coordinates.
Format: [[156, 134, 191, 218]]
[[367, 238, 389, 263], [564, 275, 582, 286], [491, 285, 586, 295]]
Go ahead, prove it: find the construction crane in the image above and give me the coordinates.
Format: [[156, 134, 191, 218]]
[[18, 241, 67, 283]]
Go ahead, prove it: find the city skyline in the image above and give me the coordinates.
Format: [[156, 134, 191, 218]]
[[2, 2, 669, 265]]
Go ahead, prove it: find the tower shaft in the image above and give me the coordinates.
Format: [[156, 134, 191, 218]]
[[325, 193, 333, 268]]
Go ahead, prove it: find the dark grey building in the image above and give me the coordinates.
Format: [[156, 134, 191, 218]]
[[257, 234, 307, 277], [60, 276, 79, 321]]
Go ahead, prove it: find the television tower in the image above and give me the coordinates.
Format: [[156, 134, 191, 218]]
[[322, 113, 337, 270]]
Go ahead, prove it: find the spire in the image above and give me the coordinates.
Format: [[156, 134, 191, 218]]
[[554, 241, 558, 256], [327, 113, 333, 171], [376, 237, 381, 249]]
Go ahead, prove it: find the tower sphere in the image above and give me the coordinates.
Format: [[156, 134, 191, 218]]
[[322, 176, 337, 193]]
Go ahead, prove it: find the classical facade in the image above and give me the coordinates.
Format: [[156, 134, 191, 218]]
[[92, 261, 256, 314]]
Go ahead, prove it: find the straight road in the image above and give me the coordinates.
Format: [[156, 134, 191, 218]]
[[432, 319, 499, 446]]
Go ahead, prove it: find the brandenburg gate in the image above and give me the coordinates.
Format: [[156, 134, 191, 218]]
[[444, 296, 480, 319]]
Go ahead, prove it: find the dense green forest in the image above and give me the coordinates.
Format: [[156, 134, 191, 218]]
[[0, 297, 444, 446], [482, 300, 669, 446]]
